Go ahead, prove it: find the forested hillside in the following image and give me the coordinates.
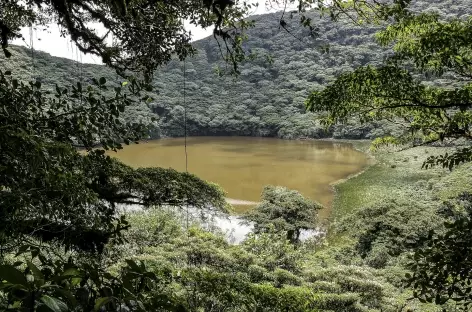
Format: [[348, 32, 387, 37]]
[[2, 0, 469, 140], [2, 0, 472, 311]]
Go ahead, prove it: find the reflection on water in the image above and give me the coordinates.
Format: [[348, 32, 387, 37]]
[[122, 204, 321, 245], [109, 137, 369, 217]]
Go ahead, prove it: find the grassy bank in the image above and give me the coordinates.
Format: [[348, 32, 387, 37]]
[[328, 145, 472, 243], [297, 144, 472, 311]]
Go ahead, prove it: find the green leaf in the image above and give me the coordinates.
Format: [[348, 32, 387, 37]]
[[10, 287, 29, 299], [0, 265, 28, 287], [31, 247, 40, 259], [27, 261, 44, 285], [40, 295, 68, 312], [94, 297, 112, 311], [56, 289, 77, 307], [71, 277, 82, 287], [125, 259, 142, 273], [121, 81, 128, 87], [62, 268, 80, 277]]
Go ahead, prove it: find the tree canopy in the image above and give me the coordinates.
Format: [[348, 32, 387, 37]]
[[0, 65, 228, 254], [303, 0, 472, 308], [306, 1, 472, 169], [1, 0, 472, 311], [0, 0, 246, 254], [0, 0, 259, 78], [0, 1, 243, 309], [245, 185, 322, 242], [405, 193, 472, 307]]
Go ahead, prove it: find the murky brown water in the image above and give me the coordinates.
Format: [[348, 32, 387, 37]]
[[109, 137, 368, 217]]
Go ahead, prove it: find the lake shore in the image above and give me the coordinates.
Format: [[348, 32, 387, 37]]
[[226, 198, 258, 206], [110, 136, 369, 217], [326, 144, 472, 242]]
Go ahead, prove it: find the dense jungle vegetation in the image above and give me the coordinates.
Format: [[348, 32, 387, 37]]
[[3, 0, 469, 140], [1, 0, 472, 311]]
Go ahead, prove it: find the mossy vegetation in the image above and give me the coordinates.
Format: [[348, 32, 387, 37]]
[[331, 146, 448, 223], [68, 143, 466, 311], [1, 0, 472, 310], [310, 145, 472, 310]]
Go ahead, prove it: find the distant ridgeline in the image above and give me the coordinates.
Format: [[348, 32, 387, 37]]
[[1, 0, 469, 140]]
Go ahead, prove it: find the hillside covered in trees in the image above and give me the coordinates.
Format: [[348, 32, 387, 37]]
[[2, 0, 469, 140], [2, 0, 472, 311]]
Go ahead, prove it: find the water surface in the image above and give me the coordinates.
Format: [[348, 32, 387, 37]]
[[110, 137, 368, 217]]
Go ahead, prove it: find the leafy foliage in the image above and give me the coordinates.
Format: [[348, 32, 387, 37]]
[[300, 1, 472, 307], [307, 1, 472, 168], [405, 193, 472, 308], [1, 1, 472, 311], [323, 144, 472, 310], [0, 69, 227, 253], [0, 18, 391, 139], [0, 0, 258, 78], [0, 246, 182, 312], [244, 185, 322, 242], [101, 208, 418, 312]]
